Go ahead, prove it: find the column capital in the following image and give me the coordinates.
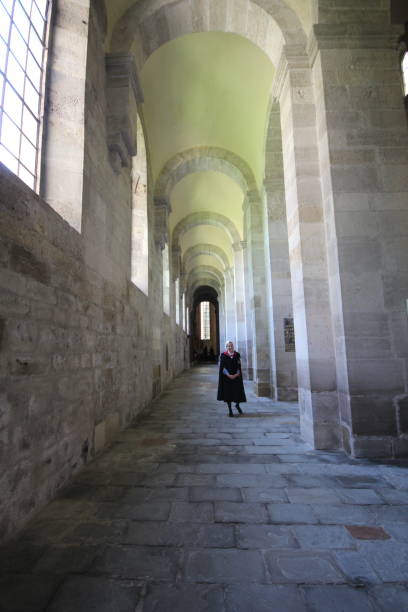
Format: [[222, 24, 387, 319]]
[[105, 53, 144, 173], [271, 44, 310, 100], [232, 241, 247, 252], [105, 53, 144, 102], [153, 196, 171, 250]]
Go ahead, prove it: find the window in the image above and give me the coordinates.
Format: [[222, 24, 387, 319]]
[[162, 243, 170, 315], [200, 301, 210, 340], [0, 0, 51, 190], [402, 52, 408, 96], [182, 293, 186, 330], [175, 278, 180, 324], [131, 116, 148, 294]]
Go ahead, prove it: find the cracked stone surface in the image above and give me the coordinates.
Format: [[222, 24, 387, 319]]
[[1, 366, 408, 611]]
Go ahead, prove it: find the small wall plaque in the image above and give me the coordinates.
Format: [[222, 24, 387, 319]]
[[284, 317, 296, 352]]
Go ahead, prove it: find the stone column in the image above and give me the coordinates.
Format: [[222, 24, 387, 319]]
[[243, 191, 272, 397], [242, 242, 253, 380], [273, 46, 340, 448], [264, 101, 298, 402], [233, 241, 248, 377], [218, 285, 226, 352], [224, 267, 236, 346], [310, 21, 408, 458]]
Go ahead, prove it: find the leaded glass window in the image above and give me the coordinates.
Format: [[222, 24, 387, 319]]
[[0, 0, 51, 189], [200, 301, 210, 340]]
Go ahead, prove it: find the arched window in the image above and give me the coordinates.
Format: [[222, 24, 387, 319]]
[[402, 51, 408, 96], [131, 115, 148, 295], [182, 293, 186, 330], [200, 301, 210, 340], [162, 243, 170, 315], [0, 0, 51, 190], [175, 277, 180, 324]]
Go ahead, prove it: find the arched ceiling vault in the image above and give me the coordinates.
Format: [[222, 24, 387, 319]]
[[172, 212, 241, 247], [106, 0, 310, 292], [108, 0, 310, 67], [172, 212, 240, 276], [155, 147, 256, 199], [183, 244, 231, 274], [180, 226, 234, 267]]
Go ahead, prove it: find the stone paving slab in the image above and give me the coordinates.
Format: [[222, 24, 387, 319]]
[[184, 549, 266, 583], [333, 550, 381, 585], [267, 503, 319, 524], [357, 541, 408, 582], [264, 550, 344, 583], [1, 365, 408, 611], [241, 486, 288, 503], [142, 583, 225, 612], [285, 487, 343, 505], [311, 504, 377, 526], [189, 486, 242, 502], [46, 576, 141, 612], [292, 525, 355, 550], [91, 545, 182, 580], [225, 584, 306, 612], [236, 524, 298, 549], [169, 501, 214, 523], [303, 585, 376, 611], [371, 584, 408, 610], [96, 501, 171, 521], [126, 521, 235, 548]]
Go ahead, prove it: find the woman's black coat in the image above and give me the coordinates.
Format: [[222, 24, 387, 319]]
[[217, 351, 247, 403]]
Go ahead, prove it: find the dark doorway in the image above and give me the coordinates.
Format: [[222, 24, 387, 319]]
[[190, 286, 220, 363]]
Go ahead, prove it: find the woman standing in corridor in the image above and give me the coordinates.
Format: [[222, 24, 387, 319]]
[[217, 340, 246, 417]]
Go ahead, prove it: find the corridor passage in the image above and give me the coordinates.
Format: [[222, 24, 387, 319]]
[[1, 366, 408, 611]]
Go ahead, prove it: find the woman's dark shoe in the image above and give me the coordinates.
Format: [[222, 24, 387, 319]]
[[236, 404, 243, 415], [228, 411, 233, 417]]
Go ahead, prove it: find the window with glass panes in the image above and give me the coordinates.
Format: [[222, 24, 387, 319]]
[[403, 52, 408, 97], [200, 301, 210, 340], [0, 0, 51, 190]]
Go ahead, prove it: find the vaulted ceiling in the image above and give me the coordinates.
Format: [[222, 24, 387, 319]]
[[105, 0, 310, 299]]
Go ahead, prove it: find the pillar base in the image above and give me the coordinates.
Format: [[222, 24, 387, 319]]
[[277, 386, 298, 402], [253, 382, 271, 397]]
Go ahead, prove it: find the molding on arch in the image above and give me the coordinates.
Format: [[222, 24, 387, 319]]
[[154, 146, 256, 199], [187, 264, 225, 288], [110, 0, 307, 69], [183, 244, 230, 274], [172, 212, 241, 250], [188, 276, 222, 298]]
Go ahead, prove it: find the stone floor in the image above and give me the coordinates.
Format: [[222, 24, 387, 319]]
[[1, 365, 408, 611]]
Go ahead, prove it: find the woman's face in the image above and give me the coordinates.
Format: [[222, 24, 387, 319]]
[[226, 342, 234, 352]]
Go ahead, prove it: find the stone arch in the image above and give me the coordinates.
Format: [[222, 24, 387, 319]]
[[183, 244, 230, 274], [110, 0, 307, 69], [172, 212, 241, 250], [187, 264, 225, 289], [154, 146, 256, 199], [154, 147, 254, 255], [189, 276, 222, 295]]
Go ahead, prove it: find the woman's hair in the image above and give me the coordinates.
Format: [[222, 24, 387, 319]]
[[225, 340, 234, 347]]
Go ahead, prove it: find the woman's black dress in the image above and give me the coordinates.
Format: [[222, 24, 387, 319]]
[[217, 351, 247, 403]]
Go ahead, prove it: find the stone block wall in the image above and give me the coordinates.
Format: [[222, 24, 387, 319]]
[[0, 165, 187, 543], [0, 2, 188, 543]]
